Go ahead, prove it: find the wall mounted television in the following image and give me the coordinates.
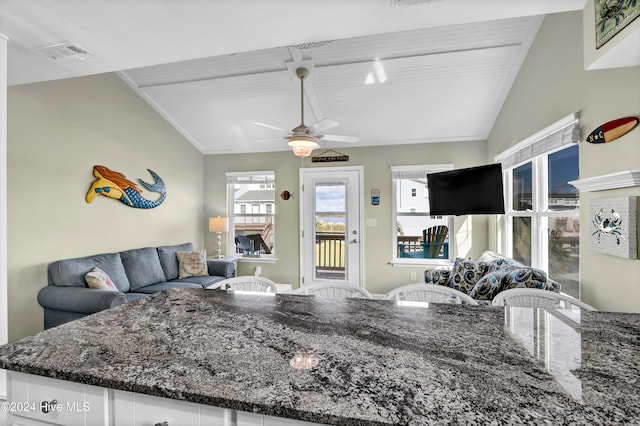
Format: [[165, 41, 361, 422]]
[[427, 164, 505, 216]]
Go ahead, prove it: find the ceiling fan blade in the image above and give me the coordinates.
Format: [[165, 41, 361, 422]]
[[251, 121, 291, 133], [320, 134, 359, 143], [256, 137, 288, 143], [307, 118, 338, 133]]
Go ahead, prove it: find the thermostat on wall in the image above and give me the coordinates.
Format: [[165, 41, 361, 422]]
[[371, 189, 380, 205]]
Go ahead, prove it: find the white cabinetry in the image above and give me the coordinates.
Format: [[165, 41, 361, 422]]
[[6, 372, 326, 426], [7, 372, 108, 426], [237, 412, 324, 426], [112, 390, 226, 426]]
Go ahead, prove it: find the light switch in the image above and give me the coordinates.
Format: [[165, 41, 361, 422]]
[[365, 218, 377, 227]]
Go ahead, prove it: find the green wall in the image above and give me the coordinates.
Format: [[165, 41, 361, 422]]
[[8, 9, 639, 341], [7, 73, 205, 339], [487, 12, 640, 312], [204, 141, 488, 296]]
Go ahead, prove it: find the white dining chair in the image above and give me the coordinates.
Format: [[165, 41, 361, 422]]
[[206, 276, 279, 293], [293, 283, 373, 299], [384, 283, 479, 305], [491, 288, 596, 311]]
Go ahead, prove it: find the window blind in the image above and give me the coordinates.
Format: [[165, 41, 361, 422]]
[[226, 171, 275, 184], [390, 164, 453, 180], [494, 113, 579, 169]]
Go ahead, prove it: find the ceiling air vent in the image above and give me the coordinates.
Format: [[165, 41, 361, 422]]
[[391, 0, 444, 7], [38, 42, 94, 62]]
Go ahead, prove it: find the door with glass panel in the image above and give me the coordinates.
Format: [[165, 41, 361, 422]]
[[300, 167, 363, 288]]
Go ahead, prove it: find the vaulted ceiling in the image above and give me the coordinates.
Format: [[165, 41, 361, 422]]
[[1, 0, 589, 154]]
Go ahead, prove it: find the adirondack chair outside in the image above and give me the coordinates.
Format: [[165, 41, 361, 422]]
[[398, 225, 449, 259]]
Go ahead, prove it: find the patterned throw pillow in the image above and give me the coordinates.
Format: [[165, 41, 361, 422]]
[[176, 250, 209, 279], [448, 258, 488, 294], [85, 267, 120, 292], [545, 278, 562, 293], [424, 268, 451, 286], [501, 266, 547, 291], [469, 271, 506, 301], [479, 251, 523, 273]]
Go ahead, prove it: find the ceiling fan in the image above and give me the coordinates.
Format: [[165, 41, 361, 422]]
[[252, 67, 359, 157]]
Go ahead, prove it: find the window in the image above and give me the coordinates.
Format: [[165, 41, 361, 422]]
[[227, 171, 275, 255], [496, 114, 580, 298], [391, 164, 453, 264]]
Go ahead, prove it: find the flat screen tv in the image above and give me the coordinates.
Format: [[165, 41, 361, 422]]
[[427, 164, 505, 216]]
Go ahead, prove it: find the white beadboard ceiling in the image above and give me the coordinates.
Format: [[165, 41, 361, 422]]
[[1, 0, 589, 154]]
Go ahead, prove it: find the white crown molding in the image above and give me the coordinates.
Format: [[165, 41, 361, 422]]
[[569, 170, 640, 192]]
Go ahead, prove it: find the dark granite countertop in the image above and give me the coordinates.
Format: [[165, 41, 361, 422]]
[[0, 288, 639, 425]]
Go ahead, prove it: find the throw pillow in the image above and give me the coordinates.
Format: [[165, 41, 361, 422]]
[[501, 266, 547, 291], [85, 267, 120, 292], [424, 268, 451, 286], [545, 278, 562, 293], [176, 250, 209, 279], [469, 271, 506, 301], [448, 258, 488, 294], [479, 251, 523, 273]]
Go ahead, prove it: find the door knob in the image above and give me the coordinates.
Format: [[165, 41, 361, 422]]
[[350, 239, 358, 244]]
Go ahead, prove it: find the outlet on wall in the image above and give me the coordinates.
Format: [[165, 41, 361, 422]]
[[410, 272, 416, 281]]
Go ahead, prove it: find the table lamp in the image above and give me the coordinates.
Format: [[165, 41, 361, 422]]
[[209, 216, 228, 258]]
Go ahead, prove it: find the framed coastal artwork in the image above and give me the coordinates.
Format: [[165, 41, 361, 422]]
[[589, 196, 637, 259], [595, 0, 640, 49]]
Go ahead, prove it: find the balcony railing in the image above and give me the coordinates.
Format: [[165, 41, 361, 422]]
[[315, 233, 345, 279]]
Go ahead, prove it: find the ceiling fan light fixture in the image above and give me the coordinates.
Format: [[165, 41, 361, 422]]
[[288, 134, 318, 157]]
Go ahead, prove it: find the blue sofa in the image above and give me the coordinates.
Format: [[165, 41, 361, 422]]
[[424, 250, 560, 304], [38, 242, 235, 329]]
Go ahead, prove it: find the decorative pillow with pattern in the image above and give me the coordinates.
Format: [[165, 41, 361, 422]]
[[424, 268, 451, 286], [85, 267, 120, 292], [501, 266, 547, 291], [176, 250, 209, 279], [448, 258, 488, 294], [469, 271, 506, 301], [485, 258, 521, 273], [478, 251, 522, 273], [545, 278, 562, 293]]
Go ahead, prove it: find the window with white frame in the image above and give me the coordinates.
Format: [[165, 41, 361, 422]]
[[496, 113, 580, 298], [391, 164, 454, 264], [227, 171, 275, 255]]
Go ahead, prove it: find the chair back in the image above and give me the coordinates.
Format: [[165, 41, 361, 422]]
[[423, 226, 448, 258], [491, 288, 596, 311], [384, 283, 478, 305], [207, 276, 279, 293], [293, 283, 373, 299], [235, 235, 252, 253]]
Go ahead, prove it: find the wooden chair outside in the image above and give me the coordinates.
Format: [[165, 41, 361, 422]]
[[423, 225, 448, 258], [398, 226, 448, 258]]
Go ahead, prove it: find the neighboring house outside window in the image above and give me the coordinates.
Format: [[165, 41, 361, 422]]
[[391, 164, 454, 265], [226, 171, 275, 255], [496, 114, 580, 298]]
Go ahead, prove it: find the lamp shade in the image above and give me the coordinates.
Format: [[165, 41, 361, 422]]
[[288, 133, 318, 158], [209, 216, 228, 232]]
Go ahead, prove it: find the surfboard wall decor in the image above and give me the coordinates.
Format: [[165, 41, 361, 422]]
[[586, 116, 638, 144]]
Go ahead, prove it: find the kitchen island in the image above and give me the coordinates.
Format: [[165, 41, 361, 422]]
[[0, 287, 638, 425]]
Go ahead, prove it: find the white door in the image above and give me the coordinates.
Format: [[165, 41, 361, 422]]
[[300, 167, 363, 288]]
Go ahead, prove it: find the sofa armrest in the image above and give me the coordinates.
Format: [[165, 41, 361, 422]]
[[37, 286, 128, 315], [207, 259, 235, 278]]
